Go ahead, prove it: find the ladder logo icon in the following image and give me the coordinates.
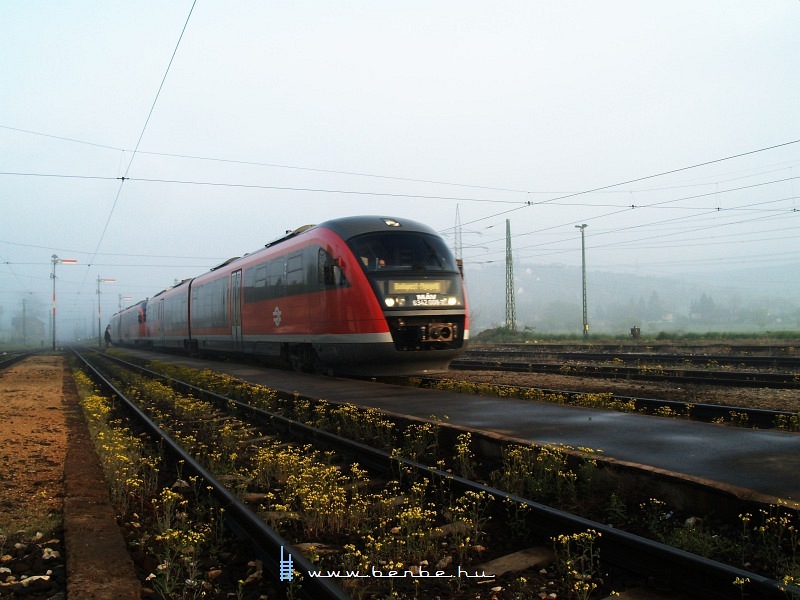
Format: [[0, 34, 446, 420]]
[[279, 546, 294, 582]]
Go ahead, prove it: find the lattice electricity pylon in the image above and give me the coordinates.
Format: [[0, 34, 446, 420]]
[[505, 219, 516, 330]]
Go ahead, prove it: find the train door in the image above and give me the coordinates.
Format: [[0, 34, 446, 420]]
[[157, 298, 165, 346], [231, 269, 243, 351]]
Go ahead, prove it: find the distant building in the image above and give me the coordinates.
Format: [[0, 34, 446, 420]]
[[11, 315, 45, 344]]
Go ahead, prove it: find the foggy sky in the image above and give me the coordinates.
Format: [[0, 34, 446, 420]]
[[1, 1, 798, 339]]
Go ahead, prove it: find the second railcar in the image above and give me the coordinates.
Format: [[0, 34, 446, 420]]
[[112, 300, 147, 345]]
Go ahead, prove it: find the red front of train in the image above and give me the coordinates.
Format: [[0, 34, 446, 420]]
[[109, 216, 469, 376]]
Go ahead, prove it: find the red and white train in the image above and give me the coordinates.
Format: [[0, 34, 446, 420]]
[[109, 216, 469, 376]]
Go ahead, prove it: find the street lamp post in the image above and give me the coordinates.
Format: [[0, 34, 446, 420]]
[[97, 276, 116, 348], [51, 255, 77, 351], [575, 224, 588, 338]]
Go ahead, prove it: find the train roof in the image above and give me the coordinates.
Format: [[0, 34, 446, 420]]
[[210, 256, 242, 271], [151, 278, 191, 298], [246, 216, 441, 259], [317, 215, 440, 240], [264, 224, 316, 248], [204, 216, 444, 274]]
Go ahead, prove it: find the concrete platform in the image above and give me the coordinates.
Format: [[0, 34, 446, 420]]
[[111, 348, 800, 503]]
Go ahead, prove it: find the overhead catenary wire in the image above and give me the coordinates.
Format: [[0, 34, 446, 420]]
[[472, 215, 800, 263], [4, 167, 798, 273], [3, 149, 797, 243], [470, 205, 800, 264], [3, 117, 800, 325], [463, 182, 800, 257], [449, 138, 800, 232], [3, 168, 798, 274], [60, 0, 197, 324], [3, 122, 800, 196], [0, 172, 528, 206], [2, 171, 798, 212], [0, 237, 228, 261], [88, 0, 198, 265]]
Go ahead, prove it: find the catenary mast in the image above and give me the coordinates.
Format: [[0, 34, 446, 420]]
[[505, 219, 516, 330]]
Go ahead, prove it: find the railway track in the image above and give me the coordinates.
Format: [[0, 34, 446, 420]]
[[463, 348, 800, 370], [0, 350, 36, 370], [419, 377, 799, 430], [452, 355, 800, 390], [71, 348, 795, 599], [477, 343, 800, 357], [73, 348, 350, 600]]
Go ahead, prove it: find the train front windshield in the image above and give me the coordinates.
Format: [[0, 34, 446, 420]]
[[349, 232, 465, 309]]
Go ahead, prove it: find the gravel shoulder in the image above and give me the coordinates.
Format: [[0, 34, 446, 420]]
[[0, 355, 139, 598], [0, 356, 67, 533]]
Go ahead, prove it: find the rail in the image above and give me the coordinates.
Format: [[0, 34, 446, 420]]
[[451, 357, 800, 389], [71, 348, 352, 600], [77, 348, 793, 599], [0, 351, 37, 371]]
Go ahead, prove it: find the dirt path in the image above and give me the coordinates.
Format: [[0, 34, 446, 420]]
[[0, 355, 139, 598], [0, 356, 67, 530]]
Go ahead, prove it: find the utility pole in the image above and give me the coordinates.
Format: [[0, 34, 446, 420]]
[[97, 276, 116, 348], [454, 205, 463, 262], [505, 219, 516, 330], [51, 255, 77, 351], [575, 224, 588, 338], [51, 255, 57, 351]]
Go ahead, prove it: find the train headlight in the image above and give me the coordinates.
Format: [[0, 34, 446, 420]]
[[447, 297, 458, 306], [385, 298, 396, 307]]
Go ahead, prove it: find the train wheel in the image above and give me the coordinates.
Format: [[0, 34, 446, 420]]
[[288, 344, 321, 373], [309, 350, 331, 376]]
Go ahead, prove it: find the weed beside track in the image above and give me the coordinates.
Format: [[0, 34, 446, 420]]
[[74, 353, 800, 599]]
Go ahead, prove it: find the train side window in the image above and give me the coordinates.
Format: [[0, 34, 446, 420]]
[[318, 247, 347, 287], [318, 248, 328, 285], [244, 264, 266, 303], [253, 263, 268, 302], [286, 253, 304, 295], [243, 266, 254, 303], [267, 257, 286, 298], [255, 265, 267, 288]]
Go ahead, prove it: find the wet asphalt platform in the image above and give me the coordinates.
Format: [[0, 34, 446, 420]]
[[113, 348, 800, 504]]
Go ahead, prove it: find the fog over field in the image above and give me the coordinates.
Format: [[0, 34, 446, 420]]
[[466, 261, 800, 335], [1, 2, 798, 342]]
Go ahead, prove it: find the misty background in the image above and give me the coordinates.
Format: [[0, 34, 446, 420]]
[[467, 261, 800, 335], [1, 1, 798, 343]]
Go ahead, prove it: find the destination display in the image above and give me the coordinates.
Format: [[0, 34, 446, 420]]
[[389, 281, 444, 294]]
